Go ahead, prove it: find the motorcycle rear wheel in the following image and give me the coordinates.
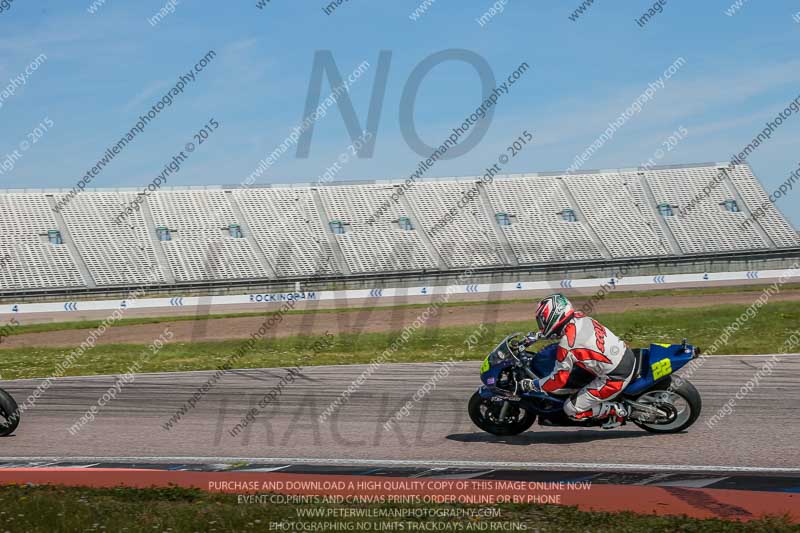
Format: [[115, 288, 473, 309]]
[[468, 392, 536, 436], [0, 387, 20, 437], [632, 377, 701, 434]]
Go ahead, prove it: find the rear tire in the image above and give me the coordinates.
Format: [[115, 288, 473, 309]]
[[0, 388, 20, 437], [468, 391, 535, 436], [632, 377, 701, 434]]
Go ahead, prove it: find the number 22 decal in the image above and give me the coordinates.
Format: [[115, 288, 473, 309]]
[[651, 358, 673, 380]]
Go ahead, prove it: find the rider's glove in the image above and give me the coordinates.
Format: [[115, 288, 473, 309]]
[[520, 379, 542, 392], [522, 332, 541, 347]]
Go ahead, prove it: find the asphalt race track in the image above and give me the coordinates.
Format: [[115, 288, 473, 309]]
[[1, 355, 799, 472]]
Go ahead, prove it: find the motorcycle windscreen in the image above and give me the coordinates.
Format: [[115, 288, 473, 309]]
[[480, 338, 516, 385]]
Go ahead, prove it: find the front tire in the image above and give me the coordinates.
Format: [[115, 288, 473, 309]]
[[632, 377, 701, 434], [0, 388, 20, 437], [468, 391, 535, 436]]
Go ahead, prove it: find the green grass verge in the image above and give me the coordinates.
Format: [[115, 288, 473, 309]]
[[0, 485, 795, 532], [0, 302, 797, 380], [3, 283, 798, 338]]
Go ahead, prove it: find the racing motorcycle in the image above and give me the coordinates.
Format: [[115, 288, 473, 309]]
[[0, 386, 20, 437], [469, 333, 702, 435]]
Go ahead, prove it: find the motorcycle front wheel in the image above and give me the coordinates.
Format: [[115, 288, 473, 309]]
[[468, 391, 536, 436], [0, 387, 20, 437]]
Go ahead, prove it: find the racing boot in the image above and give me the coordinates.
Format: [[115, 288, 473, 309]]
[[598, 401, 628, 429]]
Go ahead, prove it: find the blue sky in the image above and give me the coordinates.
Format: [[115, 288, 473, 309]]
[[1, 0, 799, 226]]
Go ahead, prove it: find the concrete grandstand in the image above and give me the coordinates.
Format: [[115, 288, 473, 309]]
[[0, 162, 797, 299]]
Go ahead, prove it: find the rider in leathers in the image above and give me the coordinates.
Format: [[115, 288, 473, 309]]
[[520, 294, 636, 429]]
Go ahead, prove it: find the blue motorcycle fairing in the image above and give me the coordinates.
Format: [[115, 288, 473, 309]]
[[477, 385, 494, 399], [623, 342, 695, 395], [528, 343, 560, 378]]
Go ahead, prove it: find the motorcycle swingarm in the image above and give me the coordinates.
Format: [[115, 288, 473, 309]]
[[625, 400, 670, 422]]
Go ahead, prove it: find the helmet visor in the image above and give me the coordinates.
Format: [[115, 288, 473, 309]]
[[536, 314, 546, 334]]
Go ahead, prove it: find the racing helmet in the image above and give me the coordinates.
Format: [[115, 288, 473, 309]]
[[535, 293, 575, 339]]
